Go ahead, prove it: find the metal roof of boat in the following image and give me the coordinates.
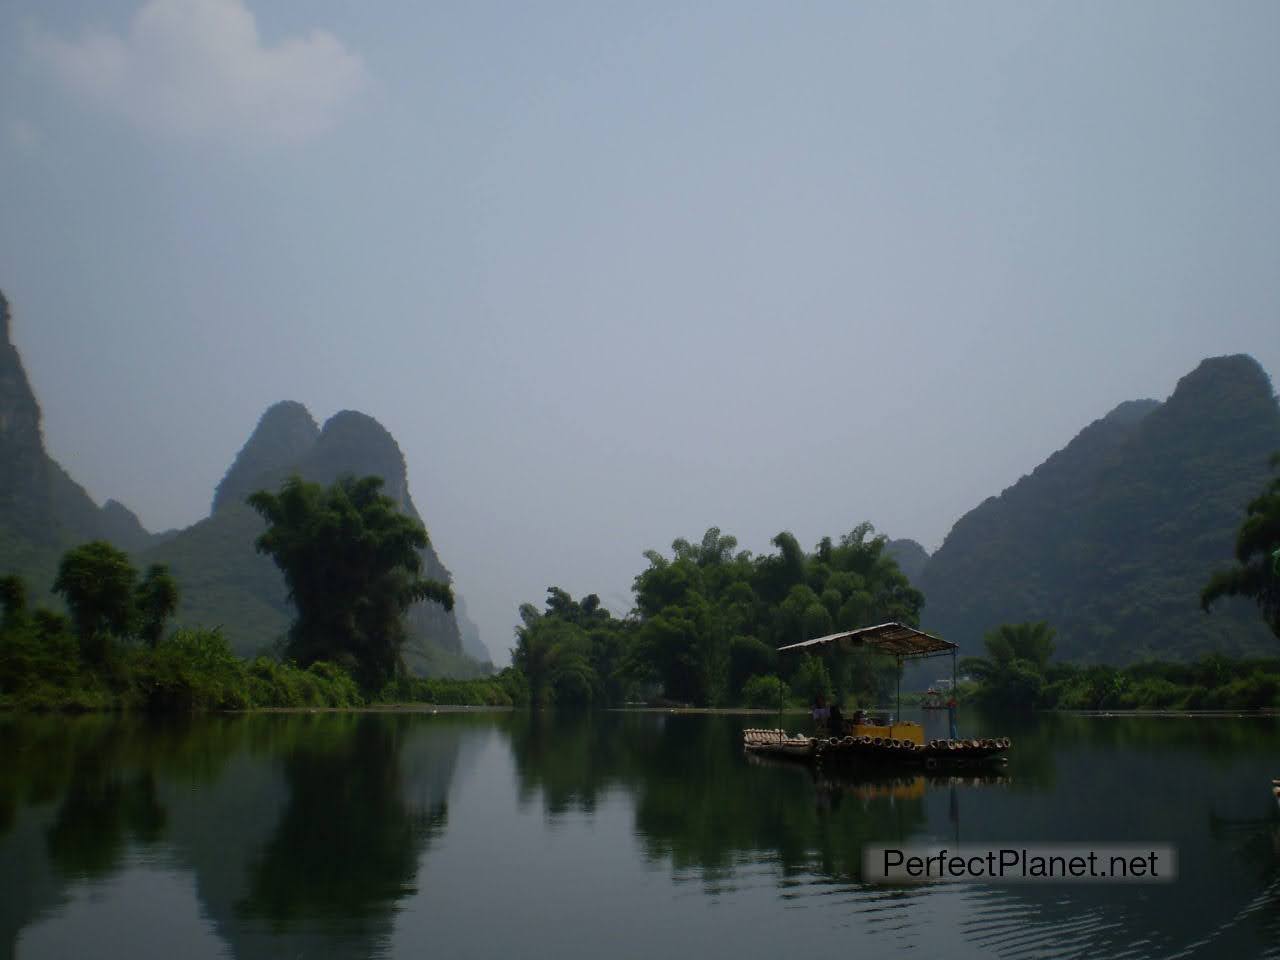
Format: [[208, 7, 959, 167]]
[[777, 621, 956, 661]]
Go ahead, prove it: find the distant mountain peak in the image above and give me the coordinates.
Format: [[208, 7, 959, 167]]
[[311, 410, 411, 508], [1182, 352, 1272, 386], [211, 401, 320, 514], [885, 538, 929, 583], [1160, 354, 1277, 424], [920, 352, 1280, 663], [1102, 398, 1160, 426], [186, 399, 466, 667], [96, 498, 153, 552], [263, 399, 318, 426]]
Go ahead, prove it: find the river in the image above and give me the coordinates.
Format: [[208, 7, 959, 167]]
[[2, 709, 1277, 959]]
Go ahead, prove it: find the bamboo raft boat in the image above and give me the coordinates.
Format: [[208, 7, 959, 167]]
[[743, 727, 1011, 767], [751, 622, 1011, 770]]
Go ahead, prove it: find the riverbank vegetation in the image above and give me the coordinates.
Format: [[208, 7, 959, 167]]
[[514, 524, 919, 708], [962, 621, 1280, 711], [247, 474, 456, 692], [1201, 452, 1280, 639], [0, 476, 523, 712], [4, 459, 1278, 714], [0, 595, 521, 713]]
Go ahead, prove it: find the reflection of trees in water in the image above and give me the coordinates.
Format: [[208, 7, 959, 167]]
[[237, 715, 446, 932], [948, 712, 1280, 960], [505, 711, 930, 882], [0, 713, 466, 960], [0, 714, 241, 956], [506, 711, 1280, 958], [46, 767, 165, 878]]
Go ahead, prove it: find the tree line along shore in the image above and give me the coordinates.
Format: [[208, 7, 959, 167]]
[[2, 459, 1277, 715]]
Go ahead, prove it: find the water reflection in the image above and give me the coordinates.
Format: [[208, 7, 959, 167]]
[[238, 716, 445, 932], [1, 713, 469, 960], [2, 710, 1278, 959], [505, 710, 936, 881], [503, 710, 1280, 957]]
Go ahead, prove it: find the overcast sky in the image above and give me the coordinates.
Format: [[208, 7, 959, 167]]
[[2, 0, 1277, 663]]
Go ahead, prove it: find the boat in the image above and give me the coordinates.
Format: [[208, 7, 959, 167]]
[[1273, 778, 1280, 812], [743, 727, 1010, 767], [743, 621, 1011, 767]]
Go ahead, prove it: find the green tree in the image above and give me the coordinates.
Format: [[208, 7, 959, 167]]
[[248, 475, 453, 692], [513, 606, 593, 706], [0, 574, 27, 630], [961, 621, 1057, 710], [790, 654, 833, 705], [53, 541, 137, 665], [741, 674, 787, 709], [512, 588, 635, 706], [1202, 453, 1280, 639], [623, 523, 922, 706], [135, 564, 179, 648]]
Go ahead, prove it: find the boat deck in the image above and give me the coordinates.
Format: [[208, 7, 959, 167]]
[[743, 728, 1010, 766]]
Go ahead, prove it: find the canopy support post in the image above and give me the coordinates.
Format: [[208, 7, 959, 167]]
[[777, 681, 784, 743], [949, 647, 958, 740], [895, 656, 902, 727]]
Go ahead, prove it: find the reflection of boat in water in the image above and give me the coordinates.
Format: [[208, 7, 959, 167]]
[[745, 749, 1010, 798], [747, 622, 1012, 767]]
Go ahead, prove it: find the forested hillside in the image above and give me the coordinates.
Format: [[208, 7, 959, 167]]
[[0, 291, 490, 675], [919, 355, 1280, 663]]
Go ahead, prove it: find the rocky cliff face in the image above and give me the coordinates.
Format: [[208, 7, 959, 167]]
[[919, 354, 1280, 663], [0, 291, 53, 542], [0, 291, 155, 557], [453, 594, 492, 665]]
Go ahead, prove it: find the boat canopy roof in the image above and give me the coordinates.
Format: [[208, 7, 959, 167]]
[[777, 621, 957, 662]]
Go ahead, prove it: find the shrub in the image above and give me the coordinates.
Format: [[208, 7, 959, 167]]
[[1122, 678, 1183, 709], [789, 655, 832, 705], [742, 674, 788, 709]]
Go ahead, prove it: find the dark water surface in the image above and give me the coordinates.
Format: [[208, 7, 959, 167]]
[[2, 710, 1278, 959]]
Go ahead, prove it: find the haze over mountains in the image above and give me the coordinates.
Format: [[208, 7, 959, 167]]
[[2, 288, 1277, 668], [139, 402, 492, 672], [908, 354, 1280, 662], [0, 291, 490, 672], [0, 291, 158, 564]]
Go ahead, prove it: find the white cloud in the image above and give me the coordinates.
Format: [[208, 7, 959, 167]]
[[29, 0, 367, 146]]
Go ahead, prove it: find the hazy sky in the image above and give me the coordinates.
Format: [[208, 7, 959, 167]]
[[2, 1, 1278, 663]]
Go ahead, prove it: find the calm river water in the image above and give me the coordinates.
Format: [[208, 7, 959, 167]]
[[2, 710, 1278, 959]]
